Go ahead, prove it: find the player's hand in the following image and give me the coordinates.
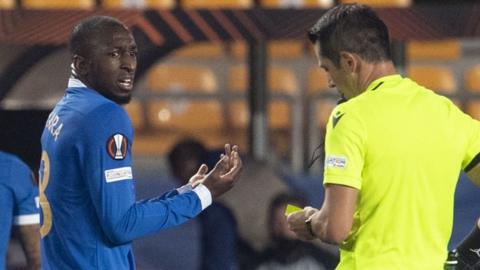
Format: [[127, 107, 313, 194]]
[[188, 164, 209, 188], [202, 144, 243, 198], [287, 206, 318, 241]]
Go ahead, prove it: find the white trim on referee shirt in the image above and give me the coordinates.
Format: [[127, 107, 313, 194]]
[[13, 213, 40, 225]]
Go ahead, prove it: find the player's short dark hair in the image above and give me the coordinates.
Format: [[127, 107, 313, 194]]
[[308, 4, 391, 66], [69, 16, 126, 57]]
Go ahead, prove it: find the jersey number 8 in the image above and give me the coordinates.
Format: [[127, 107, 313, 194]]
[[39, 151, 52, 238]]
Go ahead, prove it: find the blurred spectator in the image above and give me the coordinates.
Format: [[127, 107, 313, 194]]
[[168, 138, 240, 270], [255, 193, 338, 270], [221, 160, 290, 252]]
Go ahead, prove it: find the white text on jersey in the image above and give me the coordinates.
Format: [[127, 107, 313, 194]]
[[45, 112, 64, 141]]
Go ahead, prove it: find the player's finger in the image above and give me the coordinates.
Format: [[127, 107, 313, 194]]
[[224, 144, 231, 157], [197, 164, 208, 175], [230, 145, 239, 167], [221, 152, 242, 179], [211, 155, 228, 174]]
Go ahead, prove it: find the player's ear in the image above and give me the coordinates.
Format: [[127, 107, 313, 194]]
[[72, 54, 88, 77], [339, 51, 358, 73]]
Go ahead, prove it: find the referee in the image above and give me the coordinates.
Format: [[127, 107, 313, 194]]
[[287, 4, 480, 270]]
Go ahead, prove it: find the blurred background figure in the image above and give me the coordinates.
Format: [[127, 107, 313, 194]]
[[255, 192, 338, 270], [168, 138, 240, 270], [0, 151, 40, 270]]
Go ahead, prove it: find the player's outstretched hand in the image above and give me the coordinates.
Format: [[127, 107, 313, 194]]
[[202, 144, 243, 199], [188, 164, 209, 188], [287, 206, 318, 241]]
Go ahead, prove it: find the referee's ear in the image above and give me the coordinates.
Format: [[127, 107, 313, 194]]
[[339, 51, 360, 74]]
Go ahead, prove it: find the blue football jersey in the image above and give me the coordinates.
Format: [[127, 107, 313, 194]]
[[40, 78, 212, 270], [0, 151, 39, 270]]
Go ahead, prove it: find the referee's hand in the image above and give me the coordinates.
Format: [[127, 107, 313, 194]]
[[287, 206, 318, 241]]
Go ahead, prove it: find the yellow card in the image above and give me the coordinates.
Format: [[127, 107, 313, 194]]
[[285, 204, 302, 215]]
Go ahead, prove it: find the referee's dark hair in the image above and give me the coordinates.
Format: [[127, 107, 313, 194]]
[[308, 4, 391, 66], [69, 16, 125, 57]]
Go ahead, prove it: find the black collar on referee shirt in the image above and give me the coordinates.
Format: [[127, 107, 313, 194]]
[[370, 81, 384, 91]]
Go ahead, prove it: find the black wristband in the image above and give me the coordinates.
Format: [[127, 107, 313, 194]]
[[305, 217, 316, 237], [457, 222, 480, 266]]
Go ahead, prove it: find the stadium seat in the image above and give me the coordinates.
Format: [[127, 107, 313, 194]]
[[464, 65, 480, 92], [230, 41, 304, 60], [407, 39, 461, 61], [339, 0, 411, 7], [260, 0, 333, 8], [171, 42, 225, 59], [102, 0, 175, 9], [465, 101, 480, 121], [228, 64, 298, 94], [0, 0, 14, 9], [182, 0, 252, 8], [147, 65, 217, 92], [23, 0, 95, 9], [307, 66, 331, 95], [124, 99, 144, 130], [227, 65, 298, 130], [145, 65, 223, 132], [407, 65, 457, 93]]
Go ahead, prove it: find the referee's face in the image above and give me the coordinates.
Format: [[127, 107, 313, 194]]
[[314, 42, 356, 100], [85, 24, 137, 104]]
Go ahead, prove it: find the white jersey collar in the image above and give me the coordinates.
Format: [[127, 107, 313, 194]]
[[68, 77, 88, 88]]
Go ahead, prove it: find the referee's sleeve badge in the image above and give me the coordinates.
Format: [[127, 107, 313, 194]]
[[106, 133, 128, 160]]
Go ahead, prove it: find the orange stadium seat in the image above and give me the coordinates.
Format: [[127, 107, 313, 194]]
[[230, 41, 304, 60], [146, 64, 223, 131], [464, 65, 480, 121], [260, 0, 333, 8], [102, 0, 175, 9], [307, 66, 331, 95], [23, 0, 94, 9], [407, 65, 457, 93], [135, 65, 226, 155], [227, 65, 298, 130], [182, 0, 252, 8], [124, 99, 144, 130], [407, 40, 461, 61], [0, 0, 14, 9], [465, 102, 480, 121], [339, 0, 411, 7], [171, 42, 225, 59], [464, 65, 480, 92]]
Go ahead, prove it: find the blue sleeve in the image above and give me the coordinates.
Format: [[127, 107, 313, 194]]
[[79, 103, 203, 244], [12, 160, 39, 225]]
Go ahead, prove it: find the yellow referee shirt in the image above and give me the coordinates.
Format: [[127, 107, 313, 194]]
[[324, 74, 480, 269]]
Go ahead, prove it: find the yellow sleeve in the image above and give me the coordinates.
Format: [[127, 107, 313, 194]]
[[323, 105, 365, 190]]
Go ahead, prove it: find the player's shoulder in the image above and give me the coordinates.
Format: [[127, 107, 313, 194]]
[[71, 92, 129, 128], [0, 151, 32, 187], [0, 151, 29, 172]]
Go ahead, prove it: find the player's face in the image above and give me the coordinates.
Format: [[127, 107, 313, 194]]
[[86, 25, 137, 104], [314, 42, 356, 100]]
